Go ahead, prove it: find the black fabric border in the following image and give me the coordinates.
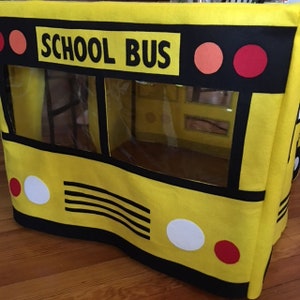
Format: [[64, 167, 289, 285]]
[[2, 132, 266, 202], [0, 17, 296, 93], [228, 92, 252, 190], [0, 66, 15, 133]]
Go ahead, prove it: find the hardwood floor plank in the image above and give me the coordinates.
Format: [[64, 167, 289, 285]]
[[264, 254, 300, 289], [0, 258, 175, 300], [258, 279, 300, 300]]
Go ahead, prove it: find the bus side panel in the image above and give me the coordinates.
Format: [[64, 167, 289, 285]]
[[3, 139, 265, 298]]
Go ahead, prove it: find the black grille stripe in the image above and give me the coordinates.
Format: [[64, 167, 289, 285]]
[[64, 190, 150, 223], [64, 181, 150, 212], [277, 194, 289, 223], [64, 181, 151, 239], [65, 199, 150, 232]]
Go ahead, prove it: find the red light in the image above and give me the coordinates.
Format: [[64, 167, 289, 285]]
[[9, 30, 27, 55], [9, 178, 21, 197], [233, 44, 268, 79], [194, 42, 223, 75], [214, 240, 240, 264]]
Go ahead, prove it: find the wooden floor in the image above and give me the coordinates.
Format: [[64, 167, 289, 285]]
[[0, 142, 299, 300]]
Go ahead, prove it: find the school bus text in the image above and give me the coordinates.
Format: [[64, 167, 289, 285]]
[[36, 27, 180, 75]]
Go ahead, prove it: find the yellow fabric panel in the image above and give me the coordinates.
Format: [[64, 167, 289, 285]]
[[240, 93, 283, 191], [4, 139, 262, 284], [0, 2, 297, 27]]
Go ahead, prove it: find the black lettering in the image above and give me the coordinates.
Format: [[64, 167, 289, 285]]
[[103, 38, 115, 64], [52, 34, 61, 59], [126, 39, 140, 66], [158, 40, 170, 69], [88, 38, 101, 62], [61, 36, 74, 61], [142, 40, 156, 68], [74, 36, 87, 62], [41, 33, 52, 57]]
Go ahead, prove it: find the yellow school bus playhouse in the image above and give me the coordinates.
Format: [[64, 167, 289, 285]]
[[1, 1, 300, 299]]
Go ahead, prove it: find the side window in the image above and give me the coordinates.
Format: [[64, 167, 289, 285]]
[[7, 65, 100, 153], [107, 79, 238, 187]]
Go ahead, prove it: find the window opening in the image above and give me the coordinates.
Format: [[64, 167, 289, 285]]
[[107, 79, 237, 186], [7, 66, 100, 153]]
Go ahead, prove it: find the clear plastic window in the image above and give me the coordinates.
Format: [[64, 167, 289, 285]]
[[8, 66, 100, 152], [7, 67, 237, 187], [108, 80, 237, 186]]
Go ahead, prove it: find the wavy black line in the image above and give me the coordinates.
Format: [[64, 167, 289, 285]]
[[64, 181, 150, 213], [65, 190, 150, 223], [279, 194, 289, 207], [277, 194, 290, 223], [277, 202, 288, 223], [65, 198, 150, 232]]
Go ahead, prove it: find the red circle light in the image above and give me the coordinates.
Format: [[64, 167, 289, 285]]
[[9, 30, 27, 55], [214, 240, 240, 264], [0, 32, 4, 52], [233, 44, 268, 78], [194, 42, 223, 75], [9, 178, 21, 197]]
